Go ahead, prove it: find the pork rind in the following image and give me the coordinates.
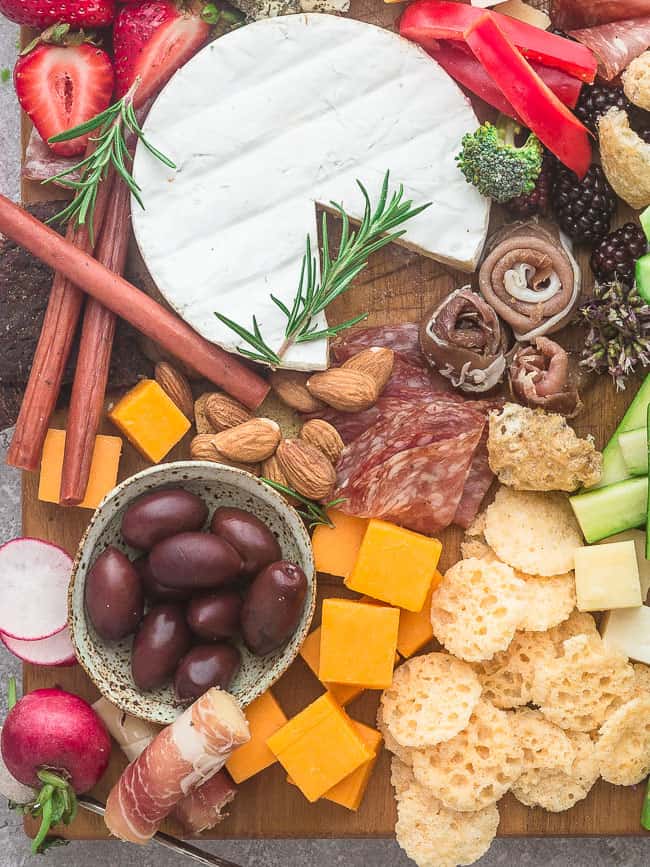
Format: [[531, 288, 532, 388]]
[[474, 630, 555, 709], [518, 572, 576, 633], [595, 694, 650, 786], [430, 558, 526, 662], [411, 700, 523, 811], [535, 633, 635, 732], [488, 404, 602, 492], [377, 705, 414, 767], [511, 730, 599, 812], [623, 51, 650, 111], [511, 708, 574, 775], [395, 764, 500, 867], [380, 654, 482, 748], [460, 536, 493, 561], [484, 488, 583, 576], [633, 663, 650, 696], [546, 610, 598, 649]]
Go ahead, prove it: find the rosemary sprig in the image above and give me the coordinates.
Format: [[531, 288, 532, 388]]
[[215, 171, 430, 365], [44, 77, 175, 237], [261, 477, 345, 529]]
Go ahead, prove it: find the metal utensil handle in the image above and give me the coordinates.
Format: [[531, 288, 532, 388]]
[[77, 796, 244, 867]]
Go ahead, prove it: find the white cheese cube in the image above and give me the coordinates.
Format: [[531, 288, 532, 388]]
[[598, 529, 650, 600], [602, 605, 650, 664], [574, 540, 642, 612]]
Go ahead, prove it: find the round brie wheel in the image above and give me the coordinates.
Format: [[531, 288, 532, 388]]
[[132, 13, 489, 370]]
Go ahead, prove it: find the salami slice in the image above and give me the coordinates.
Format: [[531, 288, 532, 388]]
[[332, 323, 425, 367], [454, 428, 494, 529], [569, 17, 650, 79], [552, 0, 650, 29]]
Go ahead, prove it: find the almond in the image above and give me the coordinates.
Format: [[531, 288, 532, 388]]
[[155, 361, 194, 419], [300, 419, 344, 465], [194, 393, 215, 434], [276, 438, 336, 501], [270, 369, 325, 413], [343, 346, 394, 391], [261, 454, 298, 505], [205, 392, 252, 431], [213, 418, 281, 463], [306, 368, 379, 412], [190, 434, 221, 461]]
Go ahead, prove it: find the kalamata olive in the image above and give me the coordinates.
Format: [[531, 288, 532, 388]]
[[121, 489, 208, 550], [131, 604, 192, 691], [241, 560, 308, 656], [174, 644, 241, 703], [149, 532, 243, 590], [85, 546, 144, 641], [186, 591, 242, 641], [210, 507, 281, 575], [134, 556, 190, 603]]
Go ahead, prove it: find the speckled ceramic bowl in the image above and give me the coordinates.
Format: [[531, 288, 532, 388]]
[[69, 462, 316, 724]]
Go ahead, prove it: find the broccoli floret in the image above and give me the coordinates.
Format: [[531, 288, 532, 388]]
[[456, 116, 543, 203]]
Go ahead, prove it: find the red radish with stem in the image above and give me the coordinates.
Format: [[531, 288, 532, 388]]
[[2, 685, 111, 853], [0, 538, 72, 641]]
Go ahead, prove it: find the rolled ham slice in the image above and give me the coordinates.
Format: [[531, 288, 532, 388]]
[[569, 17, 650, 80], [478, 221, 581, 342], [104, 688, 249, 844], [171, 770, 237, 835]]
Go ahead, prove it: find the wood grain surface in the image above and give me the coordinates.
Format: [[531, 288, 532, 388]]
[[19, 0, 649, 842]]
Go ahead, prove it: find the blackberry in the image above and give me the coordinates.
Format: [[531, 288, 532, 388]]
[[505, 151, 554, 218], [590, 223, 648, 286], [552, 164, 617, 244], [576, 83, 631, 135]]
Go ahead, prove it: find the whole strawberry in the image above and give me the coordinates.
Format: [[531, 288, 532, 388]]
[[14, 25, 114, 157], [112, 0, 210, 101], [0, 0, 114, 28]]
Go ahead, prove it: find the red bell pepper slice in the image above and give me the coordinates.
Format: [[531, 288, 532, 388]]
[[400, 0, 597, 82], [464, 13, 592, 178], [428, 41, 583, 120]]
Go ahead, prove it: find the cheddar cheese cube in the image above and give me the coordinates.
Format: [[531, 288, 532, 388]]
[[226, 690, 287, 784], [345, 519, 442, 612], [39, 429, 122, 510], [396, 578, 441, 658], [319, 598, 399, 689], [108, 379, 190, 463], [323, 720, 382, 811], [299, 627, 364, 706], [267, 693, 373, 802], [312, 511, 369, 578]]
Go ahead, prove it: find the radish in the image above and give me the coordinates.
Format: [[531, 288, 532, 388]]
[[0, 727, 34, 804], [1, 628, 77, 667], [0, 538, 72, 640], [2, 685, 111, 853]]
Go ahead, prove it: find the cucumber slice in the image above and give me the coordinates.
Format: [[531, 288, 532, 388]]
[[597, 373, 650, 487], [646, 405, 650, 560], [641, 206, 650, 243], [570, 476, 648, 543], [619, 427, 648, 476], [638, 253, 650, 304]]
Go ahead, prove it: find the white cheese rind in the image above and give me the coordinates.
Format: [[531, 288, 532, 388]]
[[575, 540, 643, 612], [133, 14, 490, 370], [602, 605, 650, 664]]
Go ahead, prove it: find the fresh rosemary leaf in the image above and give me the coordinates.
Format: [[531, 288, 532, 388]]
[[260, 478, 345, 529]]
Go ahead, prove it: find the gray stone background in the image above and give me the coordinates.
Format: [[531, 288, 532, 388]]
[[1, 16, 650, 866]]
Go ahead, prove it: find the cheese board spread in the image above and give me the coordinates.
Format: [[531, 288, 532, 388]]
[[2, 0, 650, 862]]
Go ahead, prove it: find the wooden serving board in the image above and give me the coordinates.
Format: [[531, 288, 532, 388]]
[[18, 0, 649, 841]]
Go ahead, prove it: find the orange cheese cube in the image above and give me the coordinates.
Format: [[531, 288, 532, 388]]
[[226, 690, 287, 783], [38, 429, 122, 510], [267, 693, 373, 802], [299, 627, 364, 706], [312, 511, 369, 578], [396, 577, 441, 658], [319, 598, 399, 689], [108, 379, 190, 463], [345, 519, 442, 612], [323, 720, 383, 811]]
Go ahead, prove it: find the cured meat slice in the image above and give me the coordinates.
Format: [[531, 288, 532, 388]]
[[104, 689, 249, 844], [569, 17, 650, 79], [383, 357, 453, 396], [22, 129, 81, 187], [332, 323, 425, 368], [171, 769, 237, 834], [454, 428, 493, 528], [338, 428, 484, 535], [552, 0, 650, 29]]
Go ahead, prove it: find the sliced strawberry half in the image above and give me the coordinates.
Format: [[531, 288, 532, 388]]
[[14, 31, 115, 157], [113, 0, 210, 102]]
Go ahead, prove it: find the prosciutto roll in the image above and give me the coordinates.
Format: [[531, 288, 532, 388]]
[[172, 770, 237, 834], [509, 337, 583, 417], [104, 688, 249, 844], [478, 221, 581, 342]]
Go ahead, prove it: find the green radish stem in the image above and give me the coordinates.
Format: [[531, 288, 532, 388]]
[[7, 677, 17, 711], [642, 777, 650, 831]]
